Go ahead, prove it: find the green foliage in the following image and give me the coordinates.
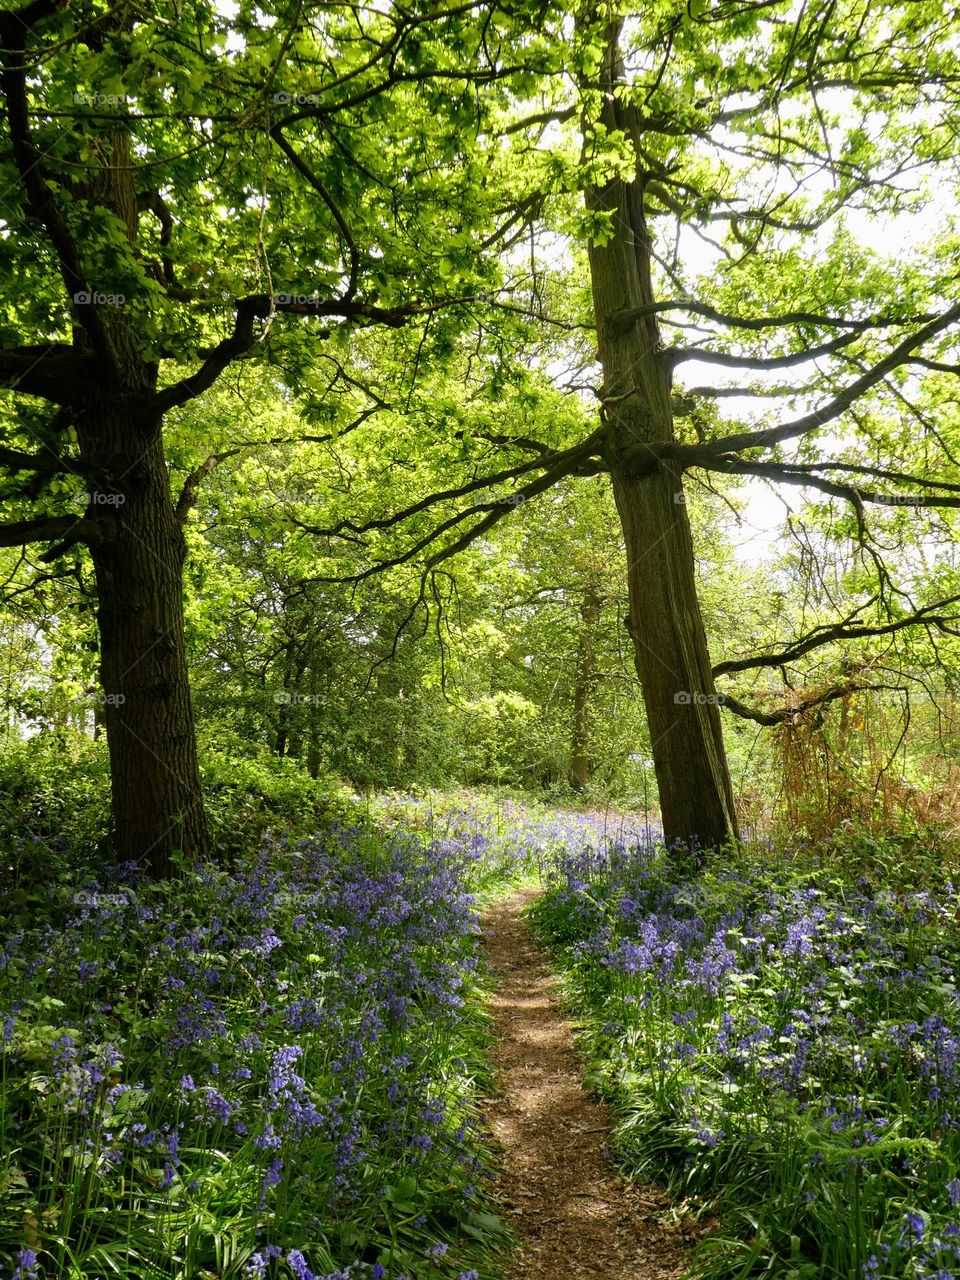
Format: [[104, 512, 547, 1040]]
[[0, 734, 112, 892], [199, 741, 355, 862], [0, 822, 508, 1280], [529, 837, 960, 1280]]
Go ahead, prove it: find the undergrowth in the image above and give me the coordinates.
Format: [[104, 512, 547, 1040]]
[[529, 834, 960, 1280]]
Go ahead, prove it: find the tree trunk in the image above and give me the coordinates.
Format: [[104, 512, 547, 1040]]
[[72, 122, 208, 875], [79, 397, 210, 876], [0, 13, 210, 876], [611, 464, 738, 845], [569, 584, 601, 790], [582, 22, 738, 849]]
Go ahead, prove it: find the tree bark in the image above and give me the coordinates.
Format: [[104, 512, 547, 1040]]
[[78, 395, 209, 876], [72, 123, 209, 875], [582, 22, 738, 848]]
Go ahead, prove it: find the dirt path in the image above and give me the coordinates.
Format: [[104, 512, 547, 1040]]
[[481, 887, 694, 1280]]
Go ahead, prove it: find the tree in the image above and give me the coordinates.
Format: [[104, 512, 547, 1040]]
[[0, 0, 552, 872], [7, 0, 960, 862], [296, 0, 960, 847]]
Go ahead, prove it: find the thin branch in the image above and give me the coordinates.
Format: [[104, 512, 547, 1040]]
[[697, 456, 960, 509], [307, 434, 605, 585], [154, 293, 431, 414], [667, 329, 863, 372], [609, 298, 933, 337], [664, 302, 960, 460], [722, 681, 903, 725], [269, 126, 361, 299], [296, 429, 604, 540], [713, 596, 960, 677]]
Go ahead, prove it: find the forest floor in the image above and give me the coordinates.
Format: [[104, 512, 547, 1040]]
[[480, 887, 701, 1279]]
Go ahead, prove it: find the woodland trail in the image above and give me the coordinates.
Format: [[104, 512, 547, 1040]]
[[480, 887, 697, 1280]]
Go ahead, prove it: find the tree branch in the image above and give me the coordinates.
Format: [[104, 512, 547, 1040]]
[[0, 443, 80, 475], [721, 681, 902, 725], [713, 596, 960, 677], [692, 456, 960, 509], [294, 430, 603, 541], [0, 514, 86, 550], [610, 298, 932, 338], [0, 345, 93, 404], [174, 448, 246, 524], [306, 432, 606, 584], [154, 293, 430, 414], [269, 126, 361, 299], [667, 329, 863, 372], [665, 302, 960, 460], [0, 4, 115, 371]]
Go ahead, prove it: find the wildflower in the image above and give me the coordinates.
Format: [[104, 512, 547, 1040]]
[[286, 1249, 314, 1280], [260, 1159, 284, 1205], [198, 1086, 236, 1125], [11, 1251, 38, 1280], [901, 1212, 926, 1243], [949, 1178, 960, 1208]]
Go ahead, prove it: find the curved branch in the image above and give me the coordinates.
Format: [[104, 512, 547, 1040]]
[[714, 596, 960, 677], [667, 330, 864, 372], [665, 302, 960, 460], [692, 455, 960, 508], [154, 293, 429, 414], [296, 429, 604, 541], [611, 299, 934, 338], [721, 681, 904, 725], [307, 433, 606, 585], [0, 5, 114, 371]]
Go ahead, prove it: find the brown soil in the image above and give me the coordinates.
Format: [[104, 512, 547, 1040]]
[[481, 887, 697, 1280]]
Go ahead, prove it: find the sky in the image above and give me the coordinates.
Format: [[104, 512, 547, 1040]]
[[673, 192, 952, 567]]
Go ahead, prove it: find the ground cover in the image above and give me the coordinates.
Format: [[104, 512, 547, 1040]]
[[529, 838, 960, 1279], [1, 820, 505, 1280]]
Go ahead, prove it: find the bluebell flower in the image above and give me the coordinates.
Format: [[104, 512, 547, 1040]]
[[11, 1250, 38, 1280], [285, 1247, 314, 1279]]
